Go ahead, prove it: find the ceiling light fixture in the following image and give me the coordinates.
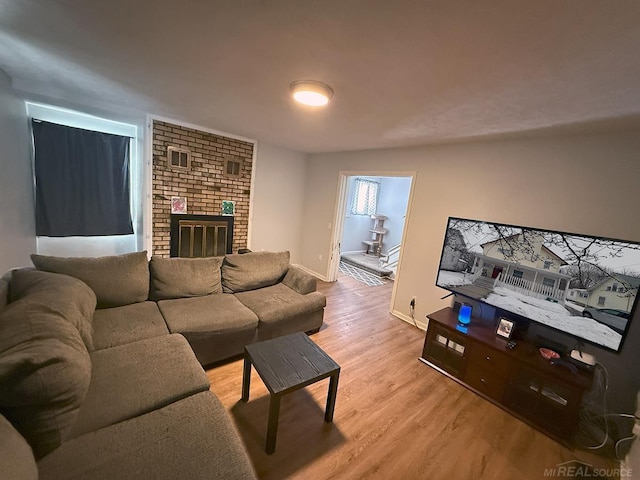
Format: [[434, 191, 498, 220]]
[[290, 80, 334, 107]]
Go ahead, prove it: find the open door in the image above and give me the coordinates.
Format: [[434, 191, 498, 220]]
[[327, 171, 416, 310]]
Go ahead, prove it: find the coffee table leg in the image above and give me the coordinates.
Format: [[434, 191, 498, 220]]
[[325, 371, 340, 423], [266, 394, 281, 454], [241, 355, 251, 402]]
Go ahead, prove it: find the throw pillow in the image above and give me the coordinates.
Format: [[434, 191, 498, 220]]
[[10, 269, 96, 351], [149, 256, 223, 300], [31, 251, 149, 308], [221, 251, 290, 293]]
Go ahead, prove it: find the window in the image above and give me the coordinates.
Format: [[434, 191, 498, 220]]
[[512, 270, 524, 279], [612, 283, 619, 292], [498, 247, 512, 256], [350, 178, 379, 215], [598, 296, 606, 306], [31, 120, 133, 236], [543, 260, 552, 269], [542, 277, 555, 288], [26, 103, 140, 256]]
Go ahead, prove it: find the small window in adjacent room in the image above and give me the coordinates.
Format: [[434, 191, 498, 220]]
[[223, 155, 243, 178], [350, 178, 379, 215], [512, 270, 524, 279], [542, 277, 555, 288], [168, 146, 191, 169]]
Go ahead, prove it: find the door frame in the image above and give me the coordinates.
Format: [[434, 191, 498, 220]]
[[328, 170, 417, 311]]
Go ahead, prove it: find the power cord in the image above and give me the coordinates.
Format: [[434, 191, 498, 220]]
[[585, 362, 610, 450], [578, 362, 638, 460], [409, 298, 418, 328]]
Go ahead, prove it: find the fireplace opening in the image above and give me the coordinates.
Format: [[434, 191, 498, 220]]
[[170, 214, 234, 257]]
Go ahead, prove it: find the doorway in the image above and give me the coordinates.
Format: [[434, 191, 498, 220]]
[[328, 172, 415, 308]]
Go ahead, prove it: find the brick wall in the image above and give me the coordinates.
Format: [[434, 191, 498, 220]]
[[152, 120, 254, 256]]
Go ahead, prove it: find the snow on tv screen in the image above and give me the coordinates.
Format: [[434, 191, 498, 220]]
[[435, 217, 640, 352]]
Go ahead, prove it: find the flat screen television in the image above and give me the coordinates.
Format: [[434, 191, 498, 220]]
[[435, 217, 640, 353]]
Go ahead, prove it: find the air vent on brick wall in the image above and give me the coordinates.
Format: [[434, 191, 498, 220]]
[[223, 155, 243, 178], [167, 145, 191, 169]]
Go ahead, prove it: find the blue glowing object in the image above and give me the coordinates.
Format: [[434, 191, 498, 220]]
[[458, 304, 472, 325]]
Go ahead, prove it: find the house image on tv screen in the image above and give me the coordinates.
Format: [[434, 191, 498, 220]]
[[471, 232, 571, 305]]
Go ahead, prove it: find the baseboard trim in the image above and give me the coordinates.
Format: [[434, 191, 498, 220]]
[[340, 250, 367, 255], [293, 264, 329, 282], [391, 310, 427, 331]]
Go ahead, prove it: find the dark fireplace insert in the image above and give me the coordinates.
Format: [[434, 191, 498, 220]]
[[170, 214, 234, 258]]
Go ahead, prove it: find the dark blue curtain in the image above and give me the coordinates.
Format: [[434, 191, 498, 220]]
[[32, 120, 134, 237]]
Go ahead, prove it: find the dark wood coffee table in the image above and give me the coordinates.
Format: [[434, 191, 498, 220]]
[[241, 332, 340, 454]]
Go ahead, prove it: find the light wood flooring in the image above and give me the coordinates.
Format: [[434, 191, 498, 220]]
[[207, 274, 619, 479]]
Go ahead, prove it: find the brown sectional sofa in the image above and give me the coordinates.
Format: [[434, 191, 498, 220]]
[[0, 250, 325, 479]]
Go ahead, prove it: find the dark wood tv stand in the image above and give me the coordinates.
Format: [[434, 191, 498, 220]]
[[420, 307, 594, 445]]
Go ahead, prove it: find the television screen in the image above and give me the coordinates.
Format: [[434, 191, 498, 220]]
[[435, 217, 640, 352]]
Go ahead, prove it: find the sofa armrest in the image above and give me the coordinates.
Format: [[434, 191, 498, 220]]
[[282, 265, 317, 295]]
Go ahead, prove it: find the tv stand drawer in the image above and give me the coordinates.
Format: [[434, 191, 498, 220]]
[[467, 343, 511, 378], [464, 362, 506, 401]]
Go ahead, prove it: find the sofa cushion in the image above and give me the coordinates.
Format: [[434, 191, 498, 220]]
[[10, 269, 96, 351], [92, 301, 169, 350], [31, 251, 149, 308], [69, 334, 209, 439], [159, 294, 258, 335], [0, 414, 38, 480], [0, 299, 91, 459], [234, 282, 327, 324], [149, 256, 222, 300], [282, 265, 317, 295], [158, 294, 258, 365], [38, 391, 257, 480], [221, 250, 290, 293]]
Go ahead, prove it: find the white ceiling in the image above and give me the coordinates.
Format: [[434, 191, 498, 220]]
[[1, 0, 640, 153]]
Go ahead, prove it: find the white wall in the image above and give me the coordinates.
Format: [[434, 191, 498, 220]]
[[300, 129, 640, 414], [377, 176, 411, 252], [249, 142, 307, 263], [0, 69, 35, 271]]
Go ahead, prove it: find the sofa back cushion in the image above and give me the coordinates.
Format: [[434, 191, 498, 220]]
[[10, 269, 97, 351], [149, 256, 222, 300], [0, 298, 91, 459], [0, 413, 38, 480], [31, 251, 149, 308], [221, 251, 290, 293]]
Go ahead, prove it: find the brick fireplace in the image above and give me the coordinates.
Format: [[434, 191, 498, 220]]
[[152, 120, 254, 257]]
